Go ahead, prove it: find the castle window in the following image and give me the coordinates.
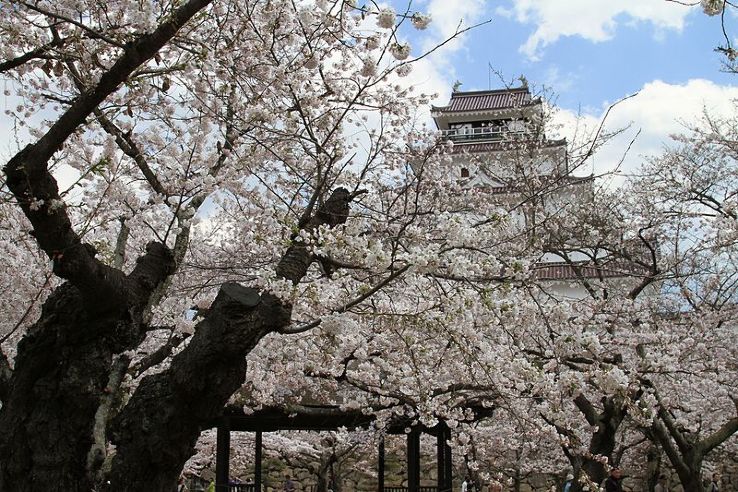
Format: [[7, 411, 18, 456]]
[[461, 167, 470, 178]]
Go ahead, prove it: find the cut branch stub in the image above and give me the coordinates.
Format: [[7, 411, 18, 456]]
[[221, 282, 261, 308], [276, 187, 352, 284], [128, 241, 176, 294], [315, 187, 351, 227], [103, 188, 357, 488]]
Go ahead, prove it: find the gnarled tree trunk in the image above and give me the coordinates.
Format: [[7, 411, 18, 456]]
[[0, 243, 175, 490]]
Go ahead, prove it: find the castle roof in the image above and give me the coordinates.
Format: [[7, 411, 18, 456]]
[[432, 87, 537, 113], [533, 260, 648, 281]]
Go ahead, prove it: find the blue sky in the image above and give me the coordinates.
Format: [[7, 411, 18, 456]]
[[392, 0, 738, 176], [397, 0, 734, 105], [443, 2, 732, 109], [462, 8, 729, 107]]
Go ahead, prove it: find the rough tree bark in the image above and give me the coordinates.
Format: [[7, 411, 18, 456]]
[[0, 245, 175, 490], [0, 0, 372, 489], [314, 452, 338, 492], [0, 1, 213, 490], [0, 182, 354, 491]]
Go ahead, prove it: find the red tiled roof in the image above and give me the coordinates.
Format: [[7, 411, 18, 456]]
[[433, 88, 535, 113], [447, 139, 566, 154], [533, 261, 646, 281]]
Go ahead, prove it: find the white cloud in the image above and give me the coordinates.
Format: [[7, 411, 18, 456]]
[[501, 0, 693, 60], [552, 79, 738, 181], [385, 0, 489, 124], [541, 66, 577, 92], [423, 0, 488, 50]]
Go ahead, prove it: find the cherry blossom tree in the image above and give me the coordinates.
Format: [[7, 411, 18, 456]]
[[1, 1, 736, 492], [0, 0, 486, 489], [627, 110, 738, 491], [525, 107, 738, 491]]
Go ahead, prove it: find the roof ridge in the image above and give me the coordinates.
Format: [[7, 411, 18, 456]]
[[451, 87, 529, 97]]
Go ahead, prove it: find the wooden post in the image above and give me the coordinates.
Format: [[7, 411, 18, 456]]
[[435, 424, 453, 492], [216, 421, 231, 492], [407, 428, 421, 492], [255, 431, 263, 492], [437, 426, 445, 492], [378, 436, 385, 492], [442, 425, 452, 492]]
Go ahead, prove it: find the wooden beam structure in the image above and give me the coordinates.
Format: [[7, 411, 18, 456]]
[[254, 431, 263, 492], [378, 437, 385, 492], [210, 404, 496, 491], [436, 423, 453, 492]]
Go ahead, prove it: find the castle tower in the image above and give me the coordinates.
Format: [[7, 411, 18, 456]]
[[432, 85, 637, 299], [431, 86, 571, 186]]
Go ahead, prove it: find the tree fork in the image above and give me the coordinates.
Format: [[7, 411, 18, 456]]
[[106, 187, 355, 490], [1, 0, 212, 317]]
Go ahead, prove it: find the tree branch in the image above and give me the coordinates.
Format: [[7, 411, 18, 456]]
[[87, 354, 132, 480], [280, 264, 411, 334], [3, 0, 210, 253], [6, 0, 212, 178], [107, 187, 361, 482], [112, 218, 130, 270], [275, 187, 353, 284], [94, 110, 167, 195], [650, 417, 691, 480], [627, 226, 659, 300], [16, 1, 126, 48], [129, 332, 190, 379], [0, 37, 65, 73], [574, 394, 601, 426], [3, 0, 210, 300], [656, 401, 692, 457], [699, 414, 738, 456]]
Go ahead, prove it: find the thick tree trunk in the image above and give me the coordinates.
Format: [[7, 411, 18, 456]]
[[0, 284, 141, 490], [105, 285, 288, 490], [580, 419, 618, 486], [675, 468, 704, 492], [316, 458, 333, 492], [672, 452, 708, 491], [0, 287, 106, 490], [0, 1, 217, 489], [650, 417, 706, 492], [648, 395, 738, 492], [0, 182, 352, 490], [105, 189, 353, 489], [0, 243, 174, 491], [511, 467, 522, 492], [667, 447, 705, 492]]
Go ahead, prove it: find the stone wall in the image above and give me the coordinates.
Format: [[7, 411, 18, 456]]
[[188, 446, 738, 492]]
